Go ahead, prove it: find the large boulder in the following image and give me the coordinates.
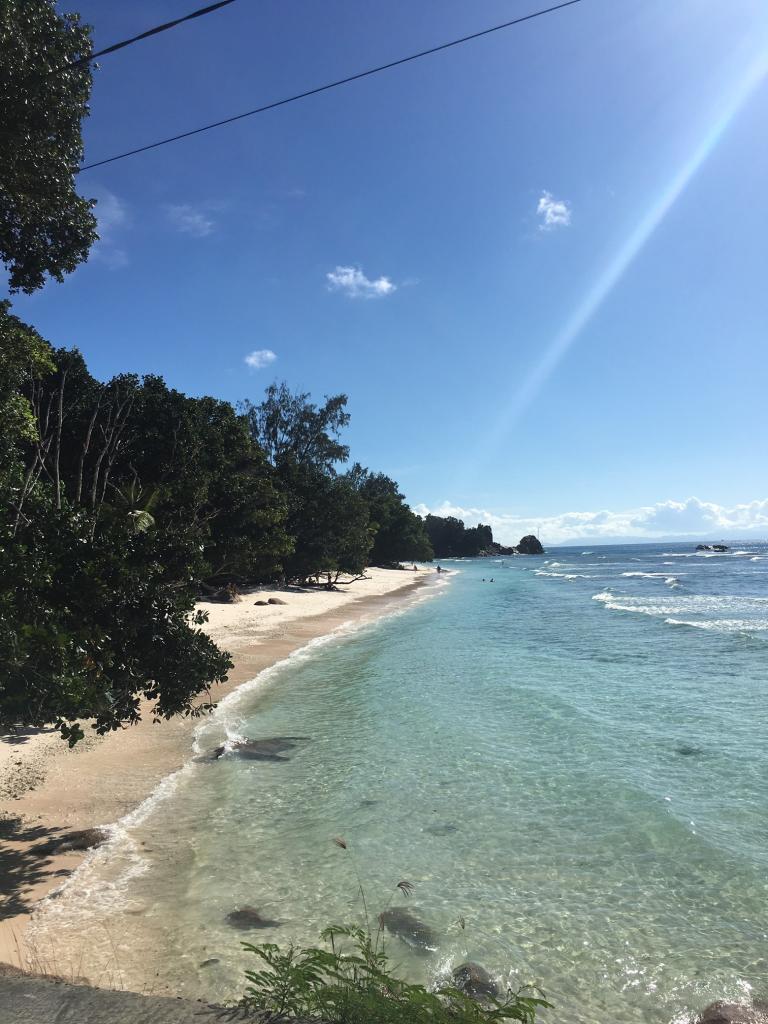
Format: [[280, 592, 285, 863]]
[[515, 535, 545, 555], [698, 1002, 768, 1024], [452, 962, 499, 1000]]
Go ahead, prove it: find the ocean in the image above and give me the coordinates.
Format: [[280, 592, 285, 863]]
[[32, 542, 768, 1022]]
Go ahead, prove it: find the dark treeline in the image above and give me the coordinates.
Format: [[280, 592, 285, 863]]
[[424, 516, 495, 558], [0, 311, 432, 740]]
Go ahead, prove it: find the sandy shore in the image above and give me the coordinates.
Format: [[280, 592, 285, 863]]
[[0, 567, 433, 971]]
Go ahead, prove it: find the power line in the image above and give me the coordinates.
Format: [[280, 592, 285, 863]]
[[78, 0, 584, 173], [51, 0, 241, 76]]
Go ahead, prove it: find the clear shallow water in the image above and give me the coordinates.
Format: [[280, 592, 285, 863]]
[[34, 544, 768, 1020]]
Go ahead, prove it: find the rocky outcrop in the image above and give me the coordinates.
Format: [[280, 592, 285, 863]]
[[515, 535, 545, 555], [697, 1001, 768, 1024], [696, 544, 729, 552], [451, 962, 499, 1000], [36, 827, 110, 856]]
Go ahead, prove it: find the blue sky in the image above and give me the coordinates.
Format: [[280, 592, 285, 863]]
[[8, 0, 768, 543]]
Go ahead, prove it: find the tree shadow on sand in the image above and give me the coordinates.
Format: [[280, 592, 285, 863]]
[[0, 817, 75, 920]]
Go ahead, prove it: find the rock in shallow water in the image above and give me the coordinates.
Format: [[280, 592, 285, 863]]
[[225, 906, 281, 930], [377, 907, 438, 952], [698, 1001, 768, 1024], [451, 962, 499, 1000], [211, 737, 309, 762], [424, 822, 459, 836]]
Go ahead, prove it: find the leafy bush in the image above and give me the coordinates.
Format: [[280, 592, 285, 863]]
[[241, 924, 549, 1024]]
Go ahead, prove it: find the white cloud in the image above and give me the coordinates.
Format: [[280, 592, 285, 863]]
[[414, 497, 768, 546], [244, 349, 277, 370], [90, 189, 129, 269], [536, 191, 571, 230], [166, 203, 215, 237], [326, 265, 396, 299]]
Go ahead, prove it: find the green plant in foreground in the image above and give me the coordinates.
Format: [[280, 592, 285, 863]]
[[241, 924, 550, 1023]]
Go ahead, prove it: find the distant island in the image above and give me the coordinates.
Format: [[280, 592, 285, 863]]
[[424, 514, 544, 558]]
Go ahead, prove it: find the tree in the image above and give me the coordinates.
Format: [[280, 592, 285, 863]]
[[0, 0, 97, 292], [242, 382, 350, 473], [0, 313, 295, 741], [281, 464, 372, 584], [424, 515, 495, 558], [347, 465, 433, 565]]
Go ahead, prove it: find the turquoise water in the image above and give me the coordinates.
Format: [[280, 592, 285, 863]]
[[35, 544, 768, 1020]]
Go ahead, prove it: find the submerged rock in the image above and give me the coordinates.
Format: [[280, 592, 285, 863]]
[[38, 828, 110, 856], [211, 737, 308, 762], [675, 744, 703, 757], [225, 906, 281, 930], [378, 907, 438, 952], [698, 1001, 768, 1024], [452, 962, 499, 1000], [424, 822, 459, 836]]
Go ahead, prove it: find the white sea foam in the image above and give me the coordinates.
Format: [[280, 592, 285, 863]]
[[621, 571, 687, 579], [535, 570, 592, 580], [665, 618, 768, 633]]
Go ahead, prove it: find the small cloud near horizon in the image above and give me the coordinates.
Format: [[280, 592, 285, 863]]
[[414, 497, 768, 546], [166, 203, 215, 238], [537, 191, 571, 231], [244, 349, 277, 371], [326, 265, 396, 299]]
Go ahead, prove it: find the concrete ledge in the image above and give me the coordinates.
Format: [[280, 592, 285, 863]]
[[0, 972, 256, 1024]]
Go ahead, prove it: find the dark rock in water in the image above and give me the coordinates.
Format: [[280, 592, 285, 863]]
[[226, 906, 281, 930], [267, 597, 287, 605], [39, 828, 110, 855], [378, 907, 438, 952], [424, 822, 459, 836], [359, 798, 380, 808], [213, 737, 309, 762], [452, 962, 499, 1000], [698, 1001, 768, 1024], [675, 744, 703, 757], [514, 534, 545, 555], [199, 958, 220, 968], [696, 544, 730, 552]]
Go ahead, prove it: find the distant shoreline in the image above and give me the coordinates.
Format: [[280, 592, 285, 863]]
[[0, 567, 435, 975]]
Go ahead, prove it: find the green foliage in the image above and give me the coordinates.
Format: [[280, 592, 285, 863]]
[[347, 465, 433, 564], [281, 463, 372, 583], [241, 925, 550, 1024], [425, 515, 494, 559], [245, 384, 372, 583], [242, 382, 350, 473], [0, 501, 231, 742], [0, 0, 98, 292]]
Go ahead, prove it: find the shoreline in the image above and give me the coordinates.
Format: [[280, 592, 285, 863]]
[[0, 567, 436, 973]]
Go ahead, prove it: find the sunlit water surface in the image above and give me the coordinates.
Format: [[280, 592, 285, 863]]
[[33, 544, 768, 1021]]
